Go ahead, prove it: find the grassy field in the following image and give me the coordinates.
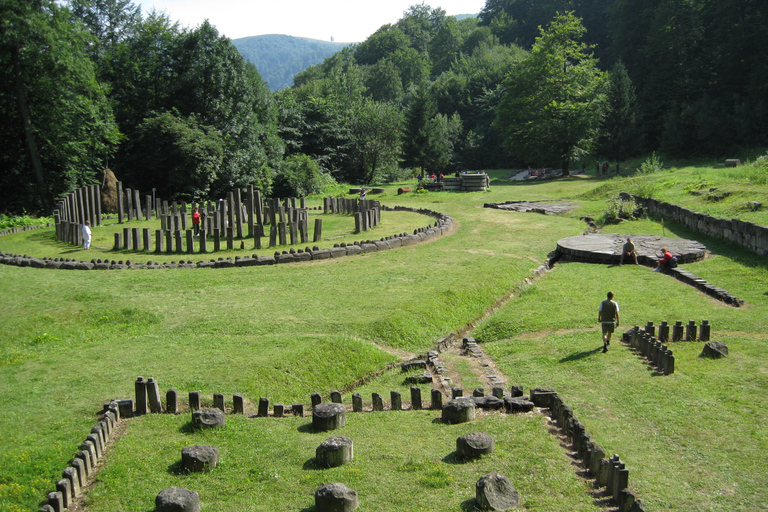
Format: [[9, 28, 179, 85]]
[[1, 160, 767, 511]]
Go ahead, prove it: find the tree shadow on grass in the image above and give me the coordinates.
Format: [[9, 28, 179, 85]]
[[559, 347, 603, 363]]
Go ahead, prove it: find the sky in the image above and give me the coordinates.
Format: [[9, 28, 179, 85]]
[[135, 0, 488, 43]]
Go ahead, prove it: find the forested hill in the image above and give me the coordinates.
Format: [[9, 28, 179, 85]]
[[233, 35, 350, 90]]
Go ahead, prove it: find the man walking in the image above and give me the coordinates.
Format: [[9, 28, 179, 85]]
[[598, 291, 620, 353]]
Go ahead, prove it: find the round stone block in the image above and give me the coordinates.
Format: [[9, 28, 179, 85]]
[[457, 432, 495, 460], [315, 482, 358, 512], [442, 397, 476, 424], [181, 445, 219, 472], [191, 408, 226, 429], [312, 402, 346, 431], [316, 436, 353, 468], [155, 487, 201, 512], [476, 472, 519, 511]]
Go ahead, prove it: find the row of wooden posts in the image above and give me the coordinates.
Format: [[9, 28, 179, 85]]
[[54, 182, 380, 251]]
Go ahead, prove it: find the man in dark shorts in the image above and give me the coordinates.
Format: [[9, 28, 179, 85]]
[[598, 291, 620, 353]]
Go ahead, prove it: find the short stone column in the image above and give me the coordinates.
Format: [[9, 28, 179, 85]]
[[156, 487, 201, 512], [316, 436, 354, 468], [213, 393, 225, 412], [457, 432, 495, 460], [672, 321, 684, 341], [686, 320, 697, 341], [451, 387, 463, 398], [658, 321, 669, 342], [311, 393, 322, 409], [258, 397, 269, 417], [233, 393, 244, 414], [189, 391, 200, 411], [181, 445, 219, 472], [476, 472, 519, 511], [331, 391, 342, 403], [372, 393, 383, 412], [166, 389, 178, 414], [313, 402, 346, 431], [292, 403, 304, 416], [699, 319, 711, 341], [410, 387, 422, 410], [442, 397, 476, 424], [352, 393, 363, 412], [314, 483, 358, 512], [431, 389, 443, 410], [390, 391, 402, 411], [135, 376, 147, 415]]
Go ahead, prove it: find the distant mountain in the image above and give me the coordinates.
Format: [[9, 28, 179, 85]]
[[233, 34, 350, 91]]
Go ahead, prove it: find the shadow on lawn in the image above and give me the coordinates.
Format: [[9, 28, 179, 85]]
[[559, 346, 603, 363]]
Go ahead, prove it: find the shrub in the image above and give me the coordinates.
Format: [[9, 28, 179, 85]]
[[604, 195, 636, 222], [629, 152, 662, 198], [272, 154, 337, 197]]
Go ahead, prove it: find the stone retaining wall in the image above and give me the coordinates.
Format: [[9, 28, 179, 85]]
[[628, 193, 768, 257]]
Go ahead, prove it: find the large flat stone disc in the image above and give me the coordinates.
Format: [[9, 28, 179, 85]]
[[557, 234, 706, 264]]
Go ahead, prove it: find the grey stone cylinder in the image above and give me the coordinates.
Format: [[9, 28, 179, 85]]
[[456, 432, 494, 460], [316, 436, 354, 468], [155, 487, 201, 512], [442, 397, 476, 424], [313, 402, 346, 431], [315, 482, 358, 512], [476, 472, 520, 511], [191, 408, 226, 429], [181, 445, 219, 472]]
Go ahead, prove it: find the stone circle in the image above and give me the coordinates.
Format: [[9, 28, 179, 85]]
[[556, 234, 707, 265]]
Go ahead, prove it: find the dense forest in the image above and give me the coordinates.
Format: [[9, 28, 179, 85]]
[[1, 0, 765, 214], [233, 35, 350, 91]]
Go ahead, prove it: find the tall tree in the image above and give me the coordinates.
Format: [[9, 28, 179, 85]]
[[401, 82, 438, 175], [496, 12, 607, 175], [598, 60, 639, 162], [0, 0, 120, 213]]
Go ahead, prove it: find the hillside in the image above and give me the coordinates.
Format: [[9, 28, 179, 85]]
[[233, 34, 350, 91]]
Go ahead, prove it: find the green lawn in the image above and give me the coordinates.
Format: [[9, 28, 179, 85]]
[[1, 164, 767, 511]]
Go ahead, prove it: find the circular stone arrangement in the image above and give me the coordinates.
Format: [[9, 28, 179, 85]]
[[556, 234, 707, 265]]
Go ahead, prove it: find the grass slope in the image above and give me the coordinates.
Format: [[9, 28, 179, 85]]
[[1, 163, 767, 511]]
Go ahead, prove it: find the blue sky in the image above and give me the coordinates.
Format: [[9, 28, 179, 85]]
[[135, 0, 487, 42]]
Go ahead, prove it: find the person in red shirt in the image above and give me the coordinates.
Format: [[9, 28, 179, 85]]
[[655, 247, 673, 272], [192, 206, 201, 237]]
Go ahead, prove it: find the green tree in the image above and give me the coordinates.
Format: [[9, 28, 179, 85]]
[[496, 12, 607, 176], [348, 99, 403, 184], [401, 82, 438, 175], [122, 111, 223, 200], [0, 0, 120, 213], [272, 154, 334, 198], [598, 59, 639, 162]]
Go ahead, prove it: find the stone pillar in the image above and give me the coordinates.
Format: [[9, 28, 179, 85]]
[[492, 387, 505, 399], [135, 376, 147, 415], [292, 403, 304, 416], [226, 227, 234, 250], [143, 228, 151, 251], [133, 189, 143, 220], [213, 393, 225, 412], [199, 230, 207, 253], [352, 393, 363, 412], [410, 387, 422, 410], [372, 393, 383, 412], [331, 391, 342, 403], [174, 231, 183, 252], [664, 350, 675, 375], [644, 321, 655, 337], [452, 387, 463, 398], [269, 224, 277, 247], [233, 394, 244, 414], [311, 393, 322, 409], [213, 228, 221, 252], [189, 391, 201, 411], [117, 181, 124, 223], [672, 321, 684, 341], [390, 391, 402, 411], [185, 230, 194, 253], [114, 232, 122, 251], [699, 320, 711, 341], [258, 397, 269, 417], [146, 378, 162, 413], [278, 221, 287, 246], [431, 388, 443, 410], [235, 188, 244, 239], [686, 320, 697, 341], [313, 218, 322, 242], [274, 403, 285, 417], [658, 321, 669, 342], [166, 389, 178, 414]]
